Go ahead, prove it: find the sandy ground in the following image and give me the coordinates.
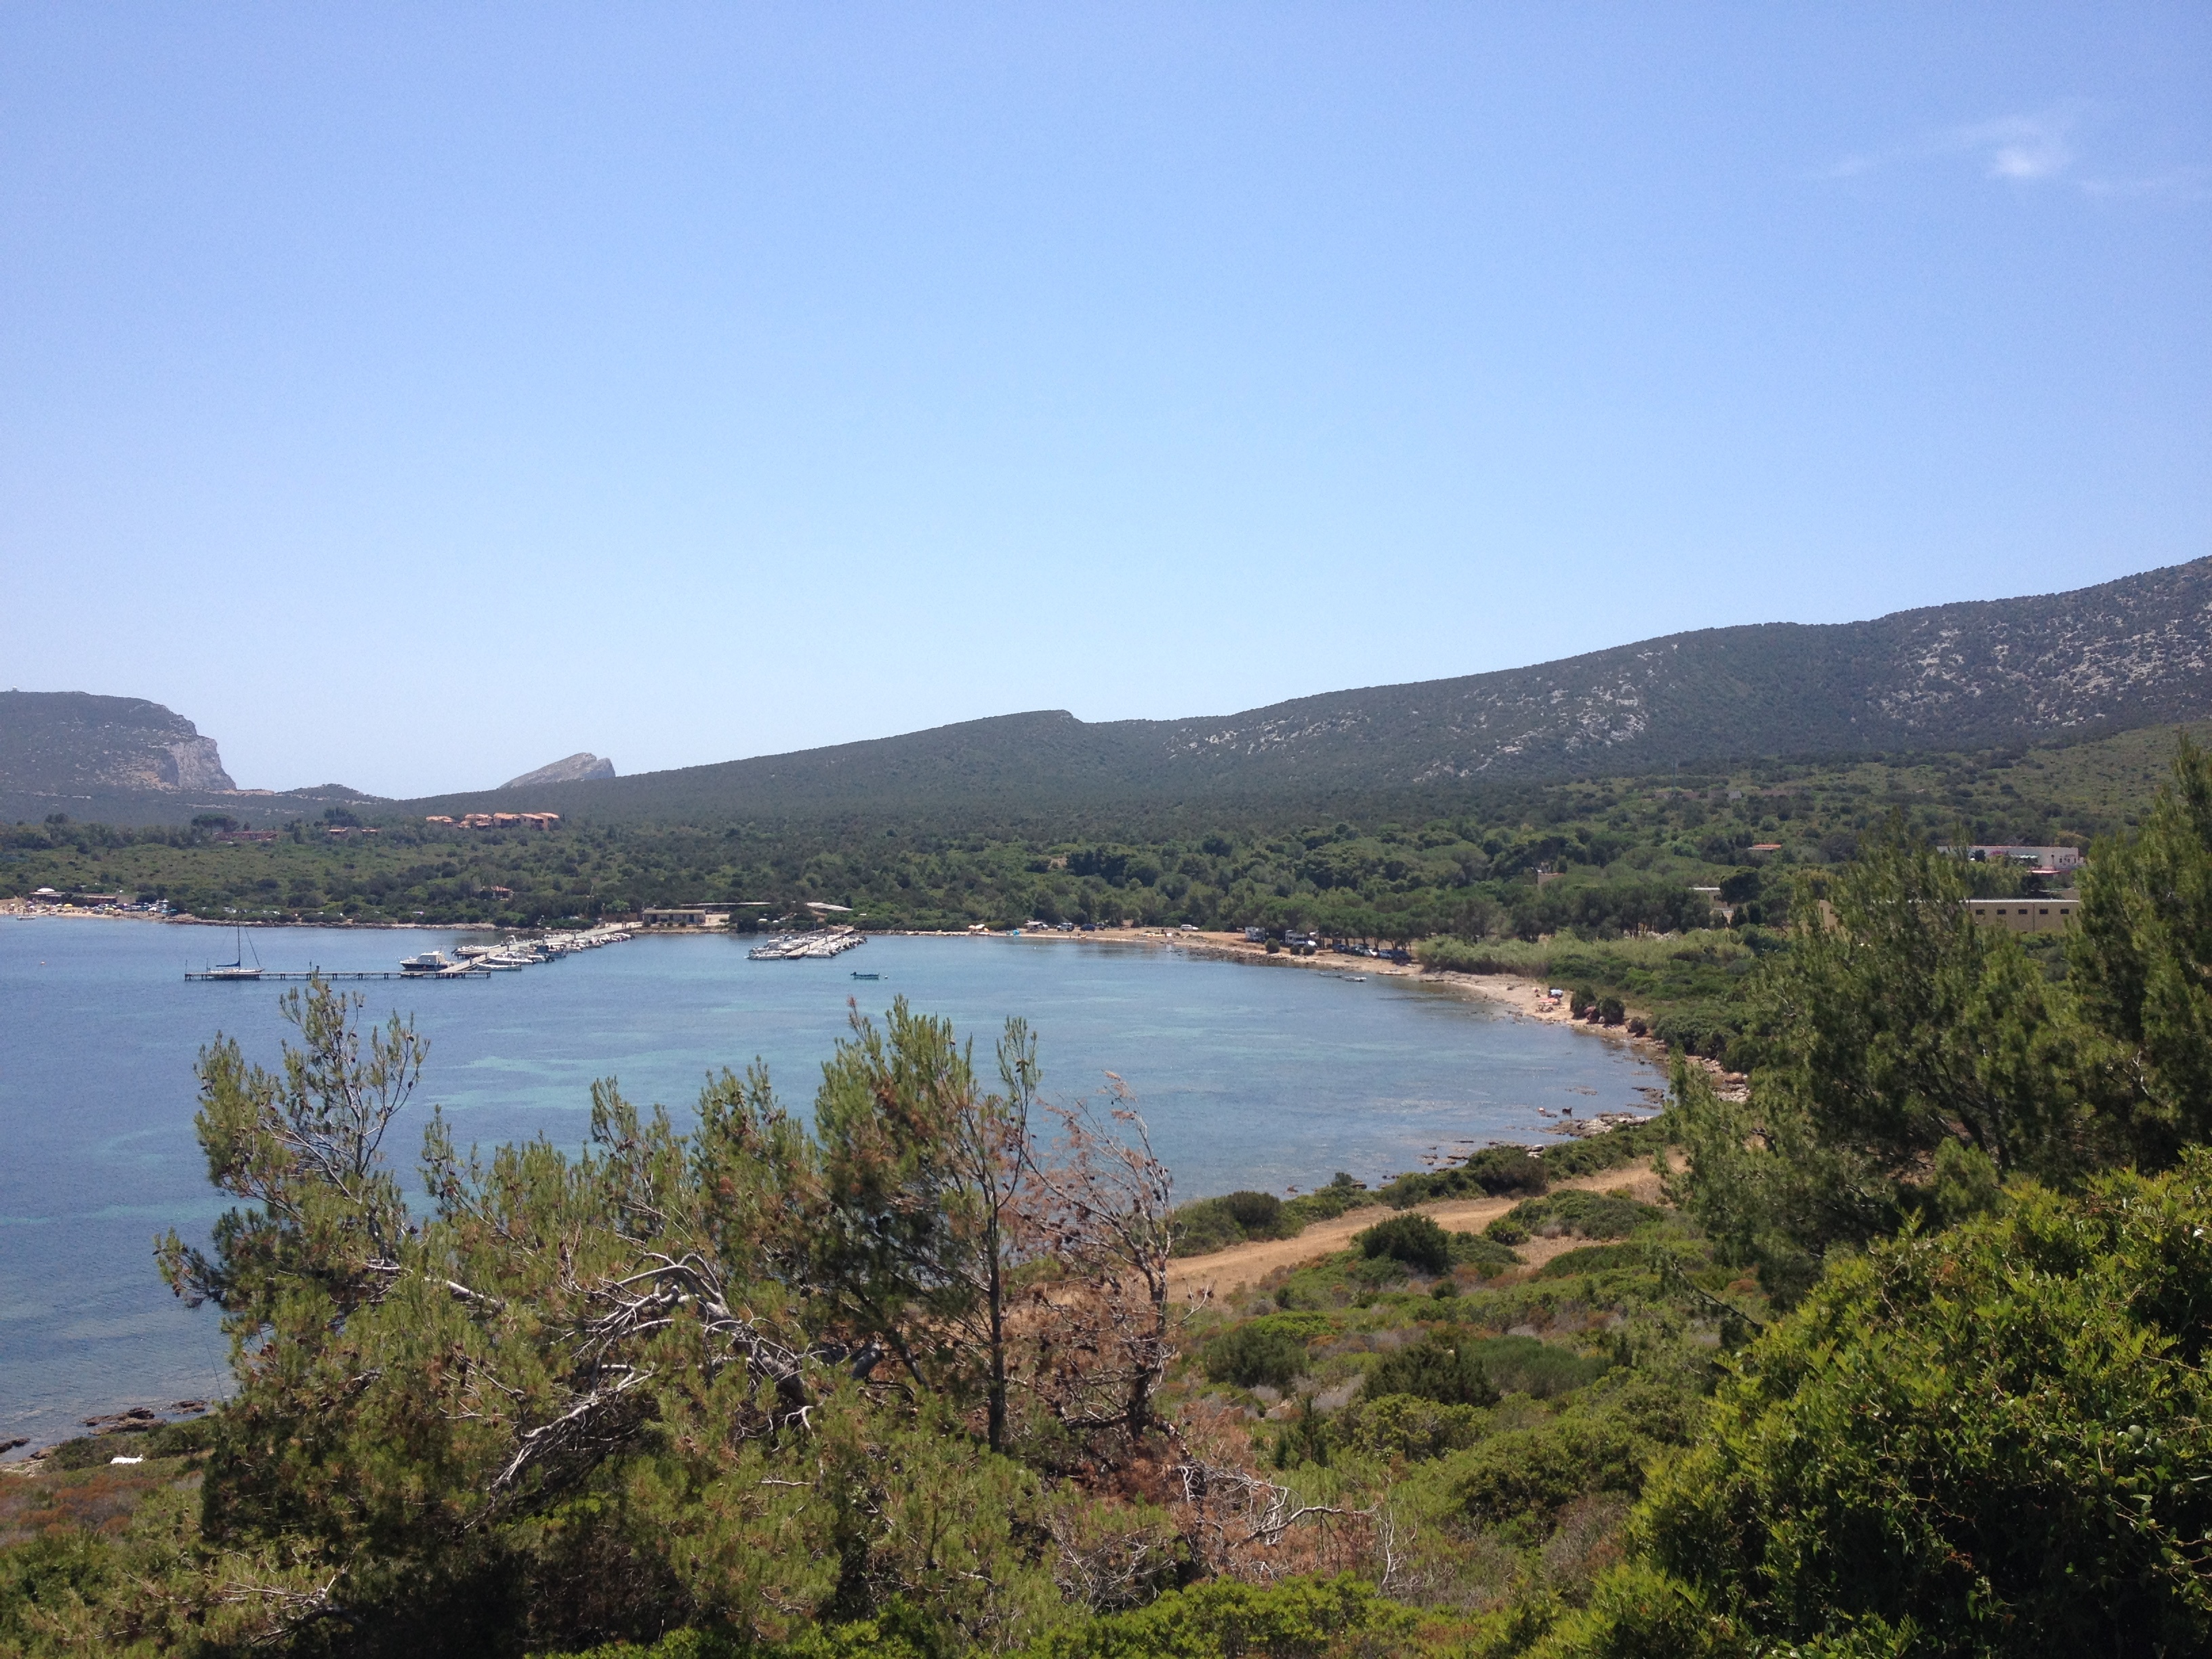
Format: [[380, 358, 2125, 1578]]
[[1166, 1162, 1671, 1302]]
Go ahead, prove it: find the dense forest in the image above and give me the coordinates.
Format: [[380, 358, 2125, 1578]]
[[5, 731, 2169, 1071], [4, 736, 2211, 1656], [6, 726, 2177, 938]]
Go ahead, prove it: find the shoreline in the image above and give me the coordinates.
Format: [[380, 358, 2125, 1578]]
[[998, 924, 1747, 1101], [0, 904, 1748, 1090], [0, 916, 1721, 1462], [0, 905, 1743, 1095]]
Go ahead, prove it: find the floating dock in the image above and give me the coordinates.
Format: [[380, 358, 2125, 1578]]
[[186, 969, 491, 982], [186, 924, 636, 983], [749, 928, 865, 961]]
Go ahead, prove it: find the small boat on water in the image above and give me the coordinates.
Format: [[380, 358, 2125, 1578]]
[[851, 971, 880, 980], [400, 950, 453, 976], [207, 924, 262, 981]]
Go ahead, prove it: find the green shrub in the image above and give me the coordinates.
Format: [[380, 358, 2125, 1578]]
[[1538, 1115, 1673, 1180], [1203, 1318, 1322, 1389], [1467, 1335, 1611, 1399], [1364, 1336, 1498, 1408], [559, 1615, 941, 1659], [556, 1633, 748, 1659], [0, 1532, 125, 1655], [1220, 1191, 1286, 1235], [1414, 931, 1746, 983], [1649, 1007, 1738, 1062], [1617, 1155, 2212, 1656], [1534, 1244, 1648, 1279], [1170, 1198, 1250, 1258], [1176, 1181, 1366, 1256], [1332, 1395, 1488, 1463], [1279, 1173, 1371, 1230], [1355, 1214, 1452, 1275], [1450, 1233, 1523, 1275], [1347, 1254, 1410, 1290], [1024, 1574, 1417, 1659], [1490, 1189, 1656, 1243], [1448, 1416, 1643, 1530], [1381, 1144, 1548, 1206], [1172, 1190, 1295, 1257]]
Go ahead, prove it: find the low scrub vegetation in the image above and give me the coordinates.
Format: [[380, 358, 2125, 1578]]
[[7, 737, 2211, 1656]]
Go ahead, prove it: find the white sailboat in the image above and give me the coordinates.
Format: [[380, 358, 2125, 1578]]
[[206, 923, 262, 981]]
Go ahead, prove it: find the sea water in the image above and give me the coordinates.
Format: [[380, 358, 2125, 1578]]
[[0, 919, 1658, 1449]]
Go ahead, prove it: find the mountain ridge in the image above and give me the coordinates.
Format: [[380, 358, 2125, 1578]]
[[9, 558, 2210, 827], [403, 556, 2212, 823]]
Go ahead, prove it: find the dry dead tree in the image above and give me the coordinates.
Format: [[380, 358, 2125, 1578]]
[[1166, 1404, 1378, 1583], [1021, 1082, 1183, 1441]]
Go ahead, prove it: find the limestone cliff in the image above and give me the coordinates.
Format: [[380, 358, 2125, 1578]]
[[500, 752, 617, 790], [0, 691, 237, 798]]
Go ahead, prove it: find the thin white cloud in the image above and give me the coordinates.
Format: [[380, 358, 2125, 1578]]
[[1952, 112, 2076, 180], [1820, 102, 2088, 186]]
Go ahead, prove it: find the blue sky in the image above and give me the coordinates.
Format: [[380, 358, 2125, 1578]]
[[4, 4, 2207, 798]]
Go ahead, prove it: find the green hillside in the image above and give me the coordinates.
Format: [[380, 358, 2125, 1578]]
[[398, 556, 2212, 825], [12, 560, 2210, 831]]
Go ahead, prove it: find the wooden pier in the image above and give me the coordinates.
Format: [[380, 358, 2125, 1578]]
[[186, 970, 491, 982]]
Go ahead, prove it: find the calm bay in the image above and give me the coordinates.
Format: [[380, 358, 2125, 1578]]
[[0, 918, 1658, 1450]]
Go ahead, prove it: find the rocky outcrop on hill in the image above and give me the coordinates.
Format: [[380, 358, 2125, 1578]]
[[1136, 555, 2212, 788], [0, 691, 237, 798], [501, 753, 616, 790]]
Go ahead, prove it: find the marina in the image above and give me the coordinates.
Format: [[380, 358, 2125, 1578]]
[[185, 924, 635, 983], [748, 926, 866, 961], [186, 968, 490, 982]]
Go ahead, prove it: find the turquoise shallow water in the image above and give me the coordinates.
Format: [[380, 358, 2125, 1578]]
[[0, 919, 1658, 1450]]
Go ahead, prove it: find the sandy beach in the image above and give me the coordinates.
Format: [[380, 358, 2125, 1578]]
[[1006, 924, 1744, 1097]]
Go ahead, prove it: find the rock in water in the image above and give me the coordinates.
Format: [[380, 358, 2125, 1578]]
[[500, 752, 616, 790]]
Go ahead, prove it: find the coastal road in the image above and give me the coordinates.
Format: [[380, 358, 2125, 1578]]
[[1167, 1161, 1673, 1301]]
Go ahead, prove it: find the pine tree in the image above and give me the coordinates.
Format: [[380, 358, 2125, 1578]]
[[2072, 733, 2212, 1163]]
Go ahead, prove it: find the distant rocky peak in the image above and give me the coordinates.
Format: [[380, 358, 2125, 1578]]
[[0, 690, 237, 794], [159, 735, 233, 792], [500, 752, 617, 790]]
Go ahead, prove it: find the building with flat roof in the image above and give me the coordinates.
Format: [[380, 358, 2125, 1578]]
[[1948, 844, 2085, 873], [1967, 898, 2079, 935]]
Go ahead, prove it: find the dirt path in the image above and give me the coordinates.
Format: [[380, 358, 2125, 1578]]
[[1167, 1162, 1671, 1301]]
